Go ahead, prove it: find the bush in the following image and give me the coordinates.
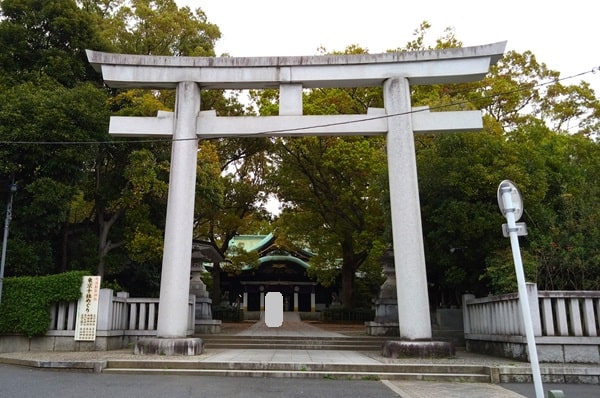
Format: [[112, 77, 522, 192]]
[[321, 308, 375, 322], [212, 305, 243, 322], [0, 271, 87, 337]]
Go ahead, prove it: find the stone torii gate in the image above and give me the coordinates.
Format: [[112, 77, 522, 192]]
[[87, 42, 505, 353]]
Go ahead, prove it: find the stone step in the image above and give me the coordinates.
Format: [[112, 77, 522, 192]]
[[102, 368, 491, 382], [197, 335, 388, 339], [205, 343, 382, 350], [103, 360, 492, 382], [196, 335, 387, 350], [106, 360, 489, 373]]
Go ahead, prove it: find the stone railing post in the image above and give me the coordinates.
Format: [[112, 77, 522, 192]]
[[462, 293, 475, 334], [188, 294, 196, 333], [115, 291, 129, 330], [526, 283, 542, 336], [96, 288, 114, 332]]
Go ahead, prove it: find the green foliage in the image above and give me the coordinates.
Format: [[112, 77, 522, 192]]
[[523, 132, 600, 290], [262, 57, 390, 307], [269, 134, 388, 307], [0, 271, 87, 337], [0, 78, 109, 276], [108, 0, 221, 56], [0, 0, 105, 86], [222, 245, 260, 276], [0, 79, 109, 181], [0, 0, 245, 297], [3, 238, 54, 277], [321, 308, 375, 322], [101, 278, 124, 292], [0, 3, 598, 306], [421, 112, 600, 298], [482, 249, 538, 294], [212, 305, 243, 322]]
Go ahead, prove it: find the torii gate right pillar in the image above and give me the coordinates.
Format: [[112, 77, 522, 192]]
[[384, 77, 432, 340]]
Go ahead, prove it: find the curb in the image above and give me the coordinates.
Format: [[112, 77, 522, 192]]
[[0, 356, 107, 373]]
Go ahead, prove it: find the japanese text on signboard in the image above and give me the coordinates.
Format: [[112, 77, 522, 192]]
[[74, 276, 101, 341]]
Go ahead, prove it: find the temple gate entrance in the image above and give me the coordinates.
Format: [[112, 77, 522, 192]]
[[87, 42, 506, 345]]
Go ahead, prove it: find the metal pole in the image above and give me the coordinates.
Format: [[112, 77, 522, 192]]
[[0, 182, 16, 308], [500, 185, 544, 398]]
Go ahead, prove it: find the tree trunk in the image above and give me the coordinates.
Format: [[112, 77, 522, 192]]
[[341, 264, 355, 308], [60, 221, 69, 273], [97, 207, 125, 279], [212, 261, 221, 303], [339, 235, 368, 308]]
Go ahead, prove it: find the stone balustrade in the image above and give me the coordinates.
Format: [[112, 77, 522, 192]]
[[39, 289, 195, 351], [463, 283, 600, 363], [537, 290, 599, 338]]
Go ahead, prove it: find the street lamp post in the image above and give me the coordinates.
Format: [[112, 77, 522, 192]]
[[497, 180, 544, 398], [0, 181, 17, 308]]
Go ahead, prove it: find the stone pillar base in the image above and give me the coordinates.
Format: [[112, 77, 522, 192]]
[[195, 319, 222, 334], [382, 340, 455, 358], [365, 321, 400, 336], [134, 337, 203, 356]]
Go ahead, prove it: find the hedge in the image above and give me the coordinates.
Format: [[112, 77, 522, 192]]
[[212, 305, 244, 322], [321, 307, 375, 322], [0, 271, 87, 337]]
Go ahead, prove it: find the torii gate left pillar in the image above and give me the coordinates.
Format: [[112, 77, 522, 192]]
[[156, 81, 200, 338], [87, 42, 505, 354]]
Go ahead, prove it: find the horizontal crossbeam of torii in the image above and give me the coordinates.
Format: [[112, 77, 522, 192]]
[[87, 42, 506, 342]]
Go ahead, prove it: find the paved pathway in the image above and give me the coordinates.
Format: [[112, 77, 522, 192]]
[[235, 312, 345, 337], [383, 380, 527, 398], [204, 348, 381, 364]]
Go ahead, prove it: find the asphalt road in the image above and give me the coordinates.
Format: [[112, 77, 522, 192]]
[[0, 364, 398, 398], [2, 364, 599, 398]]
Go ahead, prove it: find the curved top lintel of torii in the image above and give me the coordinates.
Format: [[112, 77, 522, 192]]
[[86, 41, 507, 90]]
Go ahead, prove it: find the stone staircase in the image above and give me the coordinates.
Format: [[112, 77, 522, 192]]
[[102, 359, 493, 382], [101, 334, 492, 381], [101, 316, 485, 381]]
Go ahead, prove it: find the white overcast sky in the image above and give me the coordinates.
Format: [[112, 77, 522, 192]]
[[175, 0, 599, 94]]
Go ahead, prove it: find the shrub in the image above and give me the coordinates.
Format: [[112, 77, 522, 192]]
[[212, 305, 243, 322], [321, 308, 375, 322], [0, 271, 87, 337]]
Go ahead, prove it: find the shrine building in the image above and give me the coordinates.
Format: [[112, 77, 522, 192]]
[[193, 233, 338, 315]]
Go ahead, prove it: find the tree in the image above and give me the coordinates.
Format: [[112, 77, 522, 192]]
[[192, 136, 273, 301], [75, 0, 229, 286], [416, 128, 548, 301], [409, 23, 600, 298], [0, 0, 105, 86], [270, 135, 388, 307], [0, 78, 110, 275], [102, 0, 221, 56], [0, 0, 238, 295], [245, 44, 391, 308], [505, 124, 600, 291]]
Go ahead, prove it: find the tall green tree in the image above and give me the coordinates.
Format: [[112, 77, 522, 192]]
[[95, 0, 221, 56], [251, 45, 389, 307], [410, 23, 600, 298], [0, 78, 110, 275], [76, 0, 226, 285], [80, 0, 265, 295], [193, 136, 273, 301], [505, 124, 600, 291], [0, 0, 105, 86], [270, 135, 388, 307], [0, 0, 237, 295]]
